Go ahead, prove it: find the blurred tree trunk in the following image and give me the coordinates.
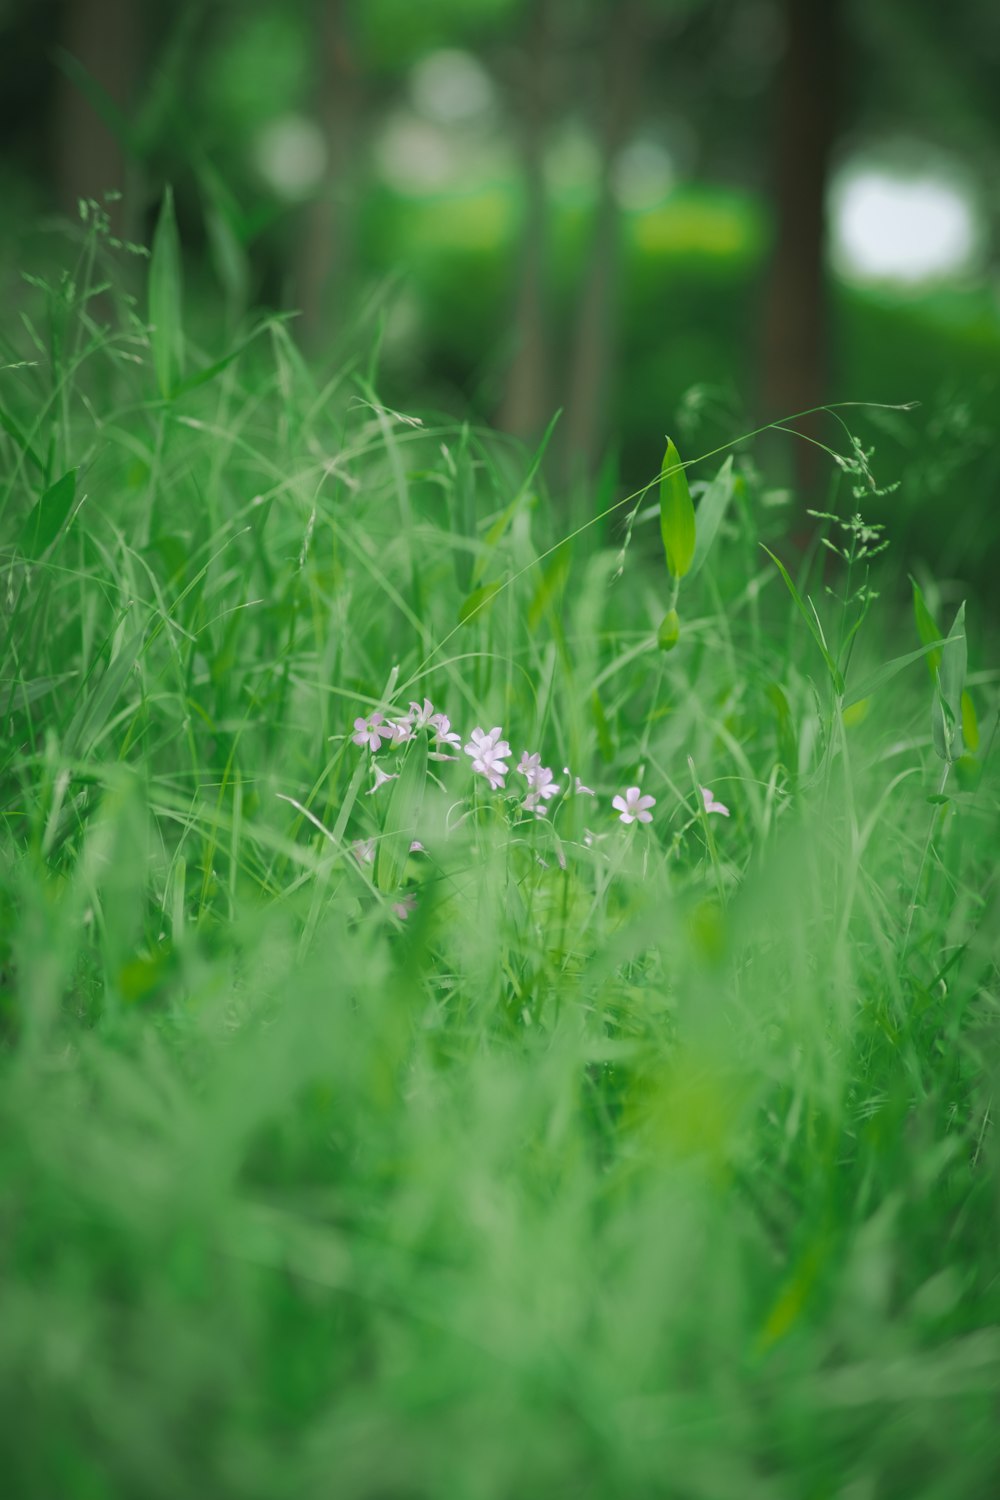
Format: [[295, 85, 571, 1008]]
[[53, 0, 140, 239], [761, 0, 842, 494], [296, 0, 360, 352], [561, 0, 646, 485], [497, 0, 556, 442]]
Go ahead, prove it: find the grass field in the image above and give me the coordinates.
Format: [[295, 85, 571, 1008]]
[[2, 204, 999, 1500]]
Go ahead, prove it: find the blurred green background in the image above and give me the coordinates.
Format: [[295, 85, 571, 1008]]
[[2, 0, 999, 566]]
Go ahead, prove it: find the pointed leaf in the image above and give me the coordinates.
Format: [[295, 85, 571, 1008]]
[[376, 735, 428, 895], [64, 624, 145, 758], [843, 637, 948, 709], [659, 437, 696, 580], [149, 185, 184, 399], [689, 456, 734, 579], [911, 578, 943, 678], [458, 580, 504, 626], [18, 467, 77, 559], [761, 545, 844, 693], [0, 402, 44, 475], [961, 690, 979, 754], [933, 601, 967, 762]]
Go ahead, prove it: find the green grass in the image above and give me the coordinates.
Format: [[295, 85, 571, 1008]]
[[1, 207, 999, 1500]]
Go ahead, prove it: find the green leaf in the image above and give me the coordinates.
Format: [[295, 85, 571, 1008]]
[[911, 579, 943, 678], [149, 186, 184, 399], [760, 545, 844, 694], [933, 601, 967, 762], [64, 623, 145, 759], [689, 456, 734, 579], [659, 437, 696, 580], [961, 689, 979, 753], [591, 690, 614, 762], [767, 683, 798, 778], [17, 467, 77, 559], [0, 401, 44, 475], [842, 638, 948, 709], [376, 734, 428, 896], [458, 580, 504, 626], [657, 608, 680, 651], [527, 541, 571, 631]]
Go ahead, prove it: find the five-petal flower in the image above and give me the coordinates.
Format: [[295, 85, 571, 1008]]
[[612, 786, 656, 825], [352, 713, 387, 752]]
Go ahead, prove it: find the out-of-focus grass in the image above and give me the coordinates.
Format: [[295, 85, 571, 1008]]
[[1, 204, 999, 1500]]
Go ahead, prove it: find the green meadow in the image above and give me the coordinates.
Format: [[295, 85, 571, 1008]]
[[1, 196, 999, 1500]]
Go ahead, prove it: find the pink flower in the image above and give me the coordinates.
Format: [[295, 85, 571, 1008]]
[[429, 712, 462, 756], [387, 717, 414, 745], [521, 765, 561, 817], [408, 698, 436, 729], [392, 894, 417, 921], [612, 786, 656, 825], [352, 713, 387, 752], [563, 768, 595, 797], [352, 838, 376, 865], [700, 787, 730, 818], [517, 751, 542, 780], [367, 765, 397, 795], [464, 726, 511, 790]]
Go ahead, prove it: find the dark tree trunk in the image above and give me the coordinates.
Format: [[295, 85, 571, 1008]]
[[761, 0, 842, 494], [52, 0, 140, 239], [561, 0, 646, 486], [497, 0, 556, 442], [295, 0, 360, 351]]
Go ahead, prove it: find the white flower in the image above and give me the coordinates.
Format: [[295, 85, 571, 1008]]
[[352, 713, 387, 752], [464, 726, 511, 789], [352, 838, 376, 864], [367, 765, 397, 795], [408, 698, 436, 729], [700, 787, 730, 818], [387, 717, 414, 745], [429, 712, 462, 754], [518, 753, 561, 814], [465, 726, 510, 759], [612, 786, 656, 825], [522, 764, 561, 816], [563, 767, 595, 797]]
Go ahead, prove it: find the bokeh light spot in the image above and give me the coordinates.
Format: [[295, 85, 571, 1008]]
[[831, 169, 980, 284], [252, 115, 327, 199]]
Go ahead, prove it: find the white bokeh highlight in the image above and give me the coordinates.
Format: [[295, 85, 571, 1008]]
[[831, 169, 979, 285]]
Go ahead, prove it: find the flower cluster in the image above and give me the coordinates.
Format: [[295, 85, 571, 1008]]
[[517, 752, 560, 818], [464, 726, 511, 790], [349, 699, 733, 833]]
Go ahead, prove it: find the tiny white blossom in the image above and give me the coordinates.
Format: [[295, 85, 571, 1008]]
[[352, 838, 376, 864], [563, 767, 595, 796], [352, 713, 387, 752], [367, 765, 398, 795], [408, 698, 436, 729], [700, 787, 730, 818], [388, 717, 414, 745], [429, 712, 462, 754], [612, 786, 656, 825]]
